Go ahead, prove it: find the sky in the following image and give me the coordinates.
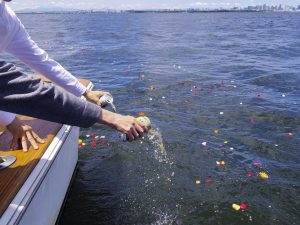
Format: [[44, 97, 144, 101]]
[[9, 0, 300, 10]]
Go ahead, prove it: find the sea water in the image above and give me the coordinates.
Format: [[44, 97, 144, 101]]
[[13, 12, 300, 225]]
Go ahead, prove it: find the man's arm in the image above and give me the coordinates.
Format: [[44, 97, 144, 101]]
[[5, 28, 87, 97], [2, 2, 111, 106], [2, 2, 86, 97], [0, 62, 147, 142], [0, 61, 100, 127]]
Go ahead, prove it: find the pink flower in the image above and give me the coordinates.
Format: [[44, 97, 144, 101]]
[[205, 178, 213, 185], [252, 162, 261, 168], [240, 203, 247, 210]]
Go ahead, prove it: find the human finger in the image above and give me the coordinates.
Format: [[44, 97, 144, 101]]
[[17, 139, 22, 150], [10, 137, 18, 150], [96, 99, 102, 106], [131, 127, 140, 139], [90, 91, 110, 104], [135, 122, 145, 135], [31, 131, 45, 144], [99, 91, 110, 96], [26, 131, 38, 150], [21, 136, 28, 152], [127, 132, 134, 142]]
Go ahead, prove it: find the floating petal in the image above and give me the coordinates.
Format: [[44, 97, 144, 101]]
[[240, 203, 247, 210], [232, 203, 240, 211], [259, 172, 269, 179]]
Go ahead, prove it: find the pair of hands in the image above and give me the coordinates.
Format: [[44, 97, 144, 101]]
[[6, 90, 148, 151], [86, 90, 149, 141], [6, 90, 108, 152], [99, 110, 148, 142]]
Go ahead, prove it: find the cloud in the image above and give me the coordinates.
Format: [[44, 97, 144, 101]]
[[191, 2, 209, 7]]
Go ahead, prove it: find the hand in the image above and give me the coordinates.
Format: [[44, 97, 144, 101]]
[[6, 117, 45, 152], [83, 90, 110, 106], [99, 109, 148, 142]]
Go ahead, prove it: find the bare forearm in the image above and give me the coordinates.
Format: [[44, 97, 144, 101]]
[[98, 109, 146, 142]]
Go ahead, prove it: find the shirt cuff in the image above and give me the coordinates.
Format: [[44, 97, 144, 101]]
[[0, 111, 16, 126], [78, 83, 87, 96]]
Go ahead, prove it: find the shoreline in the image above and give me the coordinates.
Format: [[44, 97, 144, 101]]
[[16, 10, 300, 14]]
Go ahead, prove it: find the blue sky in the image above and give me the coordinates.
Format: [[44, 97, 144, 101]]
[[10, 0, 300, 10]]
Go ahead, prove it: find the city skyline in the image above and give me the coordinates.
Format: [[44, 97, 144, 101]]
[[9, 0, 300, 11]]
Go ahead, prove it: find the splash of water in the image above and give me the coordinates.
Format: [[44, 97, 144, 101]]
[[147, 127, 168, 163], [108, 102, 117, 113], [151, 210, 178, 225], [109, 101, 167, 162]]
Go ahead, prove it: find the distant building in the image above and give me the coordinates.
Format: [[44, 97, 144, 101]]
[[263, 4, 267, 10]]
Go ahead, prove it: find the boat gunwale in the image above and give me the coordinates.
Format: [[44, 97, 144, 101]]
[[0, 81, 93, 225]]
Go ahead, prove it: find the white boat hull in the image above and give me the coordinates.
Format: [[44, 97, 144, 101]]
[[0, 125, 79, 225]]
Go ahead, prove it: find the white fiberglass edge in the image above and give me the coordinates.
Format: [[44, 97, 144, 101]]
[[17, 126, 79, 225], [0, 124, 72, 225]]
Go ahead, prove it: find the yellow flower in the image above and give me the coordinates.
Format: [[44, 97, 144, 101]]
[[232, 203, 240, 211], [259, 172, 269, 179]]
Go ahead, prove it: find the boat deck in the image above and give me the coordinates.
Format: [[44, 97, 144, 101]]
[[0, 78, 90, 217]]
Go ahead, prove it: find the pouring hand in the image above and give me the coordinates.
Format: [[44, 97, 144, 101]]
[[83, 90, 110, 106], [99, 109, 147, 142]]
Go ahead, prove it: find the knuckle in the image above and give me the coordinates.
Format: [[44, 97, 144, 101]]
[[16, 132, 23, 137]]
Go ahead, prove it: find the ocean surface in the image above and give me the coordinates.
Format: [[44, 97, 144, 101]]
[[13, 12, 300, 225]]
